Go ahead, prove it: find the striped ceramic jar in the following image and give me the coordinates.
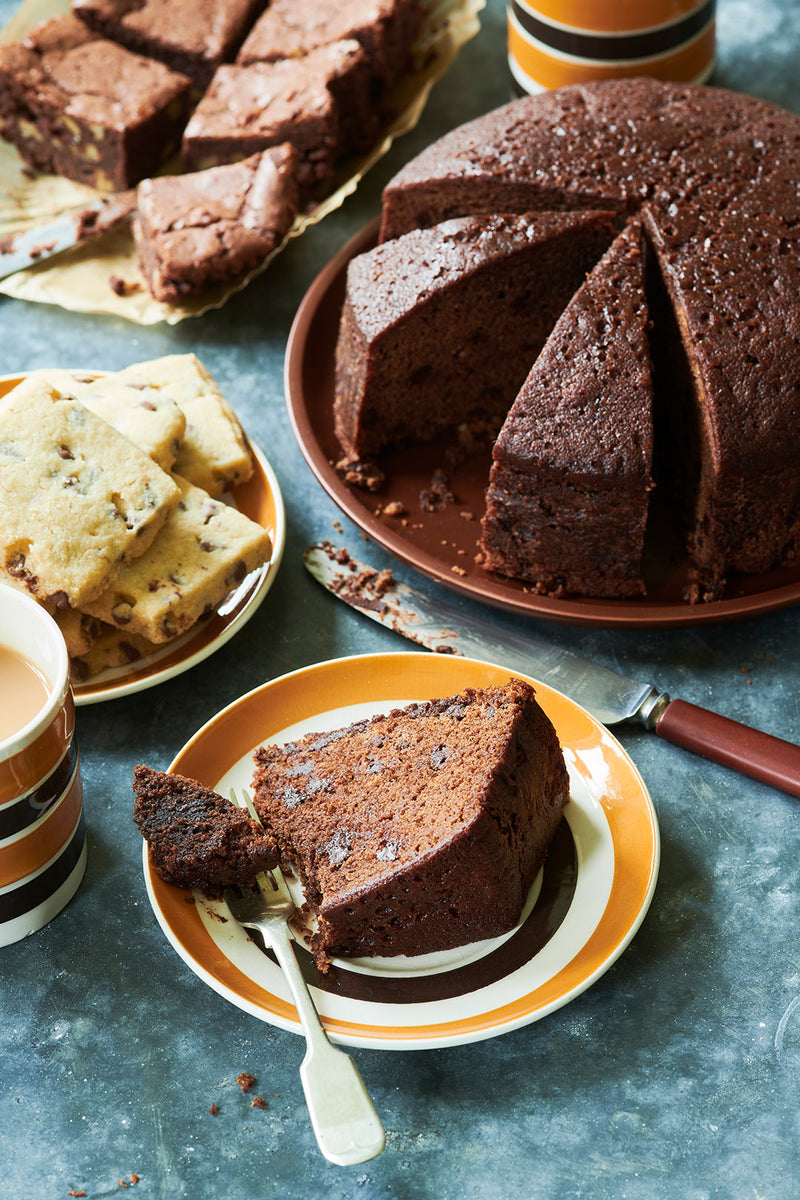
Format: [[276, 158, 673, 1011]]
[[0, 586, 86, 947], [508, 0, 716, 94]]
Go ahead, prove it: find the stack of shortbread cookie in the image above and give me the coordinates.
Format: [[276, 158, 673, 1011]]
[[0, 354, 270, 681]]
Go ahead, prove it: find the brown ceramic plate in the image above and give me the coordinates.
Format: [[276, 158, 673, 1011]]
[[285, 217, 800, 629]]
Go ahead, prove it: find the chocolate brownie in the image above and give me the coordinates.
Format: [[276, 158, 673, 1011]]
[[133, 145, 299, 302], [480, 222, 655, 598], [71, 0, 266, 90], [0, 14, 192, 191], [133, 765, 278, 897], [181, 40, 372, 196], [237, 0, 422, 94]]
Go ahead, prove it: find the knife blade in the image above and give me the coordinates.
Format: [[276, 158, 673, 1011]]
[[0, 190, 136, 281], [304, 542, 800, 798]]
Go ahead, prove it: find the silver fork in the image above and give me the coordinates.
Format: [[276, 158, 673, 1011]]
[[223, 788, 385, 1167]]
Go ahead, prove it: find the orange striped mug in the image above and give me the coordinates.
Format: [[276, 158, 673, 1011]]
[[0, 584, 85, 946], [508, 0, 716, 93]]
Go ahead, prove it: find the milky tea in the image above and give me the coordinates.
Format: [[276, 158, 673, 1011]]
[[0, 643, 52, 742]]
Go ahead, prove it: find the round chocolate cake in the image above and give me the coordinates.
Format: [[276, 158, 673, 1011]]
[[334, 77, 800, 601]]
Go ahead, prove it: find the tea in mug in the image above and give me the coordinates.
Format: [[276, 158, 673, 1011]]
[[0, 643, 51, 741]]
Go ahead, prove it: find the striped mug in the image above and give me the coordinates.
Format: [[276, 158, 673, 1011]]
[[508, 0, 716, 94], [0, 584, 86, 946]]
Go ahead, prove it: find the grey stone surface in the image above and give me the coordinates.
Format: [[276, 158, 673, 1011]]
[[1, 1, 799, 1196]]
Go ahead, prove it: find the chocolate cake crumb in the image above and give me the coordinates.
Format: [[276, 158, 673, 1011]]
[[237, 1072, 256, 1092]]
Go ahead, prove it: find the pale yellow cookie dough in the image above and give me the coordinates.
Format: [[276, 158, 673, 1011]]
[[82, 474, 270, 642], [113, 354, 253, 496], [28, 369, 187, 473], [0, 378, 180, 608]]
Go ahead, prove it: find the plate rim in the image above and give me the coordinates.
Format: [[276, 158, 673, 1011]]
[[0, 371, 286, 705], [284, 216, 800, 630], [144, 650, 660, 1050]]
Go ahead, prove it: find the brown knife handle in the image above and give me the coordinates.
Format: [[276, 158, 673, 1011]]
[[655, 698, 800, 797]]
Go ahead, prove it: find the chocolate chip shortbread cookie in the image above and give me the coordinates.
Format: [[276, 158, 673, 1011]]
[[82, 473, 270, 642], [112, 355, 253, 496], [0, 377, 180, 608]]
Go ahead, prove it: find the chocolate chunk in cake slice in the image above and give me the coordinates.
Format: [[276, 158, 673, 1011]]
[[133, 765, 278, 897], [480, 221, 655, 599], [72, 0, 267, 91], [251, 678, 569, 966], [333, 209, 622, 460], [0, 14, 192, 191], [133, 145, 299, 304]]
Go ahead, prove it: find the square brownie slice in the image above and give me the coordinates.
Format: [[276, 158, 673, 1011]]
[[237, 0, 422, 94], [133, 145, 299, 302], [71, 0, 267, 91], [0, 14, 192, 191], [181, 39, 373, 197]]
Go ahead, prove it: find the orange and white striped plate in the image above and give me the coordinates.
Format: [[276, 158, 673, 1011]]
[[145, 652, 659, 1050]]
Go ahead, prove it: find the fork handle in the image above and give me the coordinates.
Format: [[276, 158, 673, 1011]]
[[268, 923, 386, 1166]]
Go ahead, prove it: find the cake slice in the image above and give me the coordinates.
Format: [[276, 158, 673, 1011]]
[[133, 765, 278, 898], [480, 222, 655, 598], [82, 473, 270, 642], [251, 678, 569, 965], [333, 210, 622, 460], [643, 202, 800, 600]]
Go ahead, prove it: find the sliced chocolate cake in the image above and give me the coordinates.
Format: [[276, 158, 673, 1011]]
[[334, 209, 622, 459], [251, 678, 570, 965], [480, 222, 655, 598], [133, 765, 278, 898]]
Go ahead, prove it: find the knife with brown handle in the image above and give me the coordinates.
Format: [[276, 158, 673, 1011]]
[[304, 542, 800, 798]]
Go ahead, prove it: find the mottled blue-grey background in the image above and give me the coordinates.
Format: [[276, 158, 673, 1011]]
[[1, 1, 799, 1196]]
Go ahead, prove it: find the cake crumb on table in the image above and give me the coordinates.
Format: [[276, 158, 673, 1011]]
[[237, 1072, 256, 1091]]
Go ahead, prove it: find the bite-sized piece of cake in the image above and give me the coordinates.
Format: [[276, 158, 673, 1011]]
[[82, 473, 270, 641], [643, 202, 800, 599], [25, 368, 186, 472], [71, 0, 266, 90], [112, 354, 253, 497], [181, 40, 373, 196], [0, 14, 192, 191], [133, 145, 299, 304], [334, 209, 621, 459], [237, 0, 422, 94], [480, 222, 655, 599], [133, 764, 278, 898], [251, 678, 570, 965], [0, 377, 180, 609]]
